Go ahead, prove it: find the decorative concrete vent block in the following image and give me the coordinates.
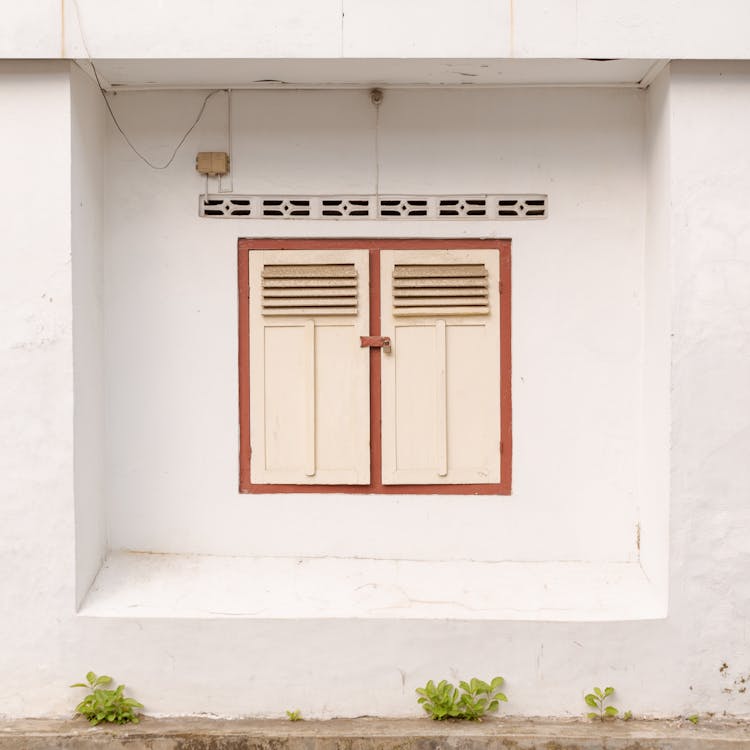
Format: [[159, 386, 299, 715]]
[[199, 194, 547, 219]]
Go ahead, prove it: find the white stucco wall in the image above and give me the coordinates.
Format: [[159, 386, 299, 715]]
[[71, 62, 107, 606], [4, 1, 750, 60], [2, 60, 750, 720], [0, 1, 61, 58], [0, 60, 76, 715], [641, 66, 671, 593], [667, 61, 750, 714]]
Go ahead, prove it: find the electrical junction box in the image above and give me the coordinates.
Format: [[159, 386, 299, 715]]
[[196, 151, 230, 176]]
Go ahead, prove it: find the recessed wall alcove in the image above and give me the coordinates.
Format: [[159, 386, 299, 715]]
[[72, 71, 670, 620]]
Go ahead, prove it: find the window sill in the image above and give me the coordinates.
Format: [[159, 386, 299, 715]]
[[78, 551, 665, 621]]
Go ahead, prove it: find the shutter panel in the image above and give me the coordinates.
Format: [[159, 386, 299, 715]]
[[248, 249, 370, 484], [380, 249, 501, 485]]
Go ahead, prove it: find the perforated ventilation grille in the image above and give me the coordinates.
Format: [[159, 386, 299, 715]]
[[393, 264, 490, 317], [201, 194, 547, 219], [262, 264, 358, 316]]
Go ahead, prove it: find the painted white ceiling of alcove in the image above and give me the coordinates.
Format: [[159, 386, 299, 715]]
[[88, 58, 659, 89]]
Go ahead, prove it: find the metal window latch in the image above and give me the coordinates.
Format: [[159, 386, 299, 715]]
[[360, 336, 392, 354]]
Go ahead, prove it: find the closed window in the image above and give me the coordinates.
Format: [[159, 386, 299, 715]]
[[238, 239, 511, 494]]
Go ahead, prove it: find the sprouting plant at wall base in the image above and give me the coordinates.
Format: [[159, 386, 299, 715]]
[[622, 710, 633, 721], [416, 677, 507, 721], [416, 680, 462, 720], [70, 671, 143, 725], [458, 678, 508, 721], [688, 714, 699, 724], [286, 709, 302, 721], [584, 686, 618, 720]]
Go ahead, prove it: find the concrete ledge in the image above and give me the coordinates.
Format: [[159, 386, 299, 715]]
[[79, 551, 665, 621], [1, 717, 749, 749]]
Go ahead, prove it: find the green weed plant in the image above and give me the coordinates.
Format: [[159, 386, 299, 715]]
[[416, 677, 507, 721], [71, 671, 143, 726], [584, 686, 618, 721]]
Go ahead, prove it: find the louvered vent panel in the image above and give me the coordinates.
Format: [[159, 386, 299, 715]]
[[262, 264, 358, 316], [200, 194, 547, 219], [393, 264, 490, 317]]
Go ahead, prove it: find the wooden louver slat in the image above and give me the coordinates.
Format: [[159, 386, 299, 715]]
[[262, 264, 357, 279], [392, 263, 490, 316], [393, 264, 487, 278], [262, 263, 357, 316]]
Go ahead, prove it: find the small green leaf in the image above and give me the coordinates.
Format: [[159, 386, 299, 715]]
[[604, 687, 614, 697], [688, 714, 699, 725], [593, 687, 603, 698], [490, 676, 504, 691], [496, 693, 508, 702], [86, 672, 97, 685], [585, 695, 598, 707], [623, 710, 633, 721], [475, 679, 490, 693], [70, 683, 88, 689], [587, 712, 599, 720], [605, 706, 619, 717]]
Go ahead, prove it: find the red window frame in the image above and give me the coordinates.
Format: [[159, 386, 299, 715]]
[[238, 238, 512, 495]]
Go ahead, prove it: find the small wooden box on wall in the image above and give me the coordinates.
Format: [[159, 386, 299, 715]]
[[195, 152, 230, 176]]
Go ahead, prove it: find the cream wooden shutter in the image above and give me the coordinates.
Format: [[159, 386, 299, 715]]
[[248, 249, 370, 484], [380, 249, 501, 485]]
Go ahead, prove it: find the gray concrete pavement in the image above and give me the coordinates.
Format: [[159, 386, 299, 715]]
[[1, 717, 749, 749]]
